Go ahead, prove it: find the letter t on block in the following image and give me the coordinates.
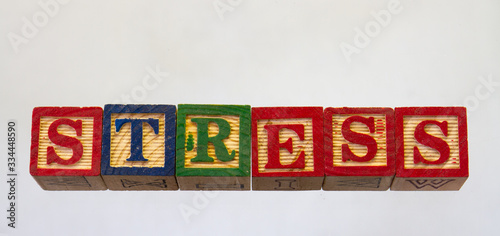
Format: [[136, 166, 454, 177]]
[[176, 104, 251, 190], [30, 107, 107, 190], [323, 107, 395, 191], [252, 107, 324, 190], [391, 107, 469, 191], [100, 105, 178, 190]]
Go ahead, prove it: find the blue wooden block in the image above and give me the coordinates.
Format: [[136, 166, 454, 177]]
[[101, 104, 178, 190]]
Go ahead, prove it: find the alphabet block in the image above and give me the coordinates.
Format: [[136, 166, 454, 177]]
[[323, 108, 395, 190], [391, 107, 468, 190], [252, 107, 324, 190], [30, 107, 107, 190], [175, 104, 251, 190], [100, 105, 178, 190]]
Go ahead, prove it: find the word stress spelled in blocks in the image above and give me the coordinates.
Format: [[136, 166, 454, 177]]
[[100, 105, 178, 190], [252, 107, 324, 190], [323, 108, 395, 190], [391, 107, 468, 191], [30, 107, 107, 190], [176, 104, 251, 190]]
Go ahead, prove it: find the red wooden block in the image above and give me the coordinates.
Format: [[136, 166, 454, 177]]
[[30, 107, 107, 190], [252, 107, 324, 190], [391, 107, 468, 191], [323, 107, 395, 190]]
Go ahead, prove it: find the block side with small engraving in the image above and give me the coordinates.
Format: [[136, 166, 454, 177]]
[[391, 177, 467, 191], [177, 176, 250, 190], [101, 175, 178, 190], [252, 177, 324, 191], [323, 176, 395, 191]]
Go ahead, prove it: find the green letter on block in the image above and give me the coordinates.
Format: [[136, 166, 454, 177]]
[[190, 118, 235, 162]]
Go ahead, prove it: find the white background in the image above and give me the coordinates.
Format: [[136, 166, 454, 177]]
[[1, 0, 500, 235]]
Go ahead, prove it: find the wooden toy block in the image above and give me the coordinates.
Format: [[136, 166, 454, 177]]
[[176, 104, 251, 190], [30, 107, 107, 190], [100, 105, 178, 190], [252, 107, 324, 190], [391, 107, 468, 191], [323, 108, 395, 191]]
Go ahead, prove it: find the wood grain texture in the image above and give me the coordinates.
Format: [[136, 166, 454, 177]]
[[402, 116, 460, 169], [109, 113, 166, 168], [176, 104, 250, 190], [323, 108, 395, 191], [251, 107, 324, 190], [37, 116, 94, 170], [391, 107, 468, 191], [256, 118, 315, 173], [331, 114, 388, 167], [101, 105, 178, 190], [30, 107, 106, 190]]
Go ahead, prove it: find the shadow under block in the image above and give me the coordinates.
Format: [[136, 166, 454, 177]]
[[391, 107, 469, 191], [100, 105, 178, 190], [176, 104, 251, 190], [252, 107, 324, 190], [30, 107, 107, 190], [323, 108, 395, 191]]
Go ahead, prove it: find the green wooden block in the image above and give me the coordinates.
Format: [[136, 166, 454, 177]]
[[176, 104, 251, 190]]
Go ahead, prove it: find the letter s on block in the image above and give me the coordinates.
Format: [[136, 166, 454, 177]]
[[341, 116, 377, 162], [46, 118, 84, 165], [413, 120, 450, 165]]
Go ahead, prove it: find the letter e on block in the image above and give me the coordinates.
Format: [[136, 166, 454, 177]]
[[30, 107, 107, 190], [100, 105, 178, 190], [323, 107, 395, 191], [252, 107, 324, 190], [391, 107, 469, 190], [175, 104, 251, 190]]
